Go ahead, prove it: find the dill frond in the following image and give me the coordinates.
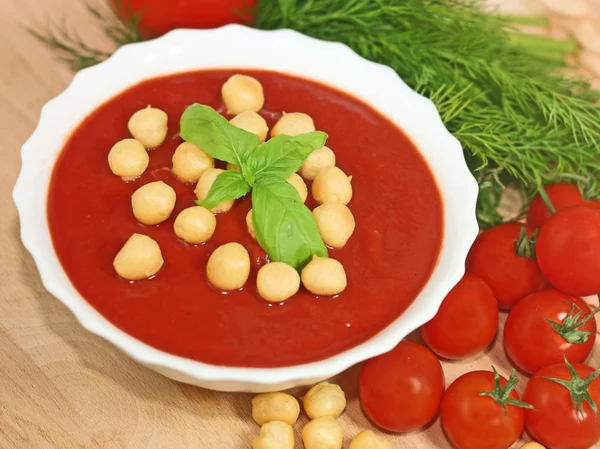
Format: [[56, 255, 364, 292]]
[[86, 2, 143, 47], [256, 0, 600, 227], [28, 2, 142, 71]]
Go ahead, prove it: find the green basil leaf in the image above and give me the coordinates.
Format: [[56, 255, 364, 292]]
[[196, 170, 250, 209], [180, 103, 260, 167], [244, 131, 328, 180], [252, 175, 328, 270]]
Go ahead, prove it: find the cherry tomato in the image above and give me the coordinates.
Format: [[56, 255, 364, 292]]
[[524, 361, 600, 449], [441, 369, 530, 449], [421, 274, 498, 360], [536, 206, 600, 297], [113, 0, 257, 38], [527, 183, 600, 230], [504, 289, 597, 374], [466, 222, 546, 310], [360, 341, 444, 432]]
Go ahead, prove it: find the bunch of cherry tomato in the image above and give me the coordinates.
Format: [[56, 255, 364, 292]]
[[360, 183, 600, 449]]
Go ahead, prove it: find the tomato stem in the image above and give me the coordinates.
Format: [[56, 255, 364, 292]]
[[538, 184, 557, 215], [576, 302, 600, 327], [514, 226, 537, 258], [479, 367, 534, 415], [545, 301, 600, 345], [542, 357, 600, 418]]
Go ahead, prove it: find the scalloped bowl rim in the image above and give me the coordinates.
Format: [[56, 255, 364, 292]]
[[13, 25, 479, 390]]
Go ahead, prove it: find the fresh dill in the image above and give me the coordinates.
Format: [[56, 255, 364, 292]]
[[256, 0, 600, 228], [28, 2, 143, 71]]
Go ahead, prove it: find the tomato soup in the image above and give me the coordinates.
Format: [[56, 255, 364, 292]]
[[48, 70, 443, 367]]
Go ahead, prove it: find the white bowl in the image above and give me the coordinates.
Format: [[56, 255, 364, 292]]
[[13, 25, 478, 392]]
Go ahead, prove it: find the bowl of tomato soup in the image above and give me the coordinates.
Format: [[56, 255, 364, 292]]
[[14, 26, 478, 392]]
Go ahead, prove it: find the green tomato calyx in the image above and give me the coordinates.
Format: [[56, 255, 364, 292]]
[[542, 357, 600, 419], [479, 367, 534, 415], [514, 226, 537, 259], [545, 301, 600, 345]]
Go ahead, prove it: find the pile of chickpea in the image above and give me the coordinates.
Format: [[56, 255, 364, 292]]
[[109, 74, 356, 302], [251, 381, 392, 449]]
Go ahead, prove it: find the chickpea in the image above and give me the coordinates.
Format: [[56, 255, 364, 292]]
[[127, 105, 168, 148], [226, 162, 241, 172], [172, 142, 214, 183], [303, 382, 346, 419], [287, 173, 308, 203], [131, 181, 176, 225], [113, 233, 163, 280], [519, 444, 546, 449], [301, 256, 347, 296], [252, 421, 294, 449], [230, 111, 269, 143], [222, 74, 265, 115], [299, 146, 336, 181], [247, 209, 256, 239], [257, 262, 301, 303], [107, 138, 149, 180], [206, 242, 250, 291], [312, 166, 353, 205], [173, 206, 216, 244], [348, 431, 392, 449], [271, 112, 315, 138], [302, 416, 343, 449], [313, 203, 355, 248], [194, 168, 235, 213], [252, 392, 300, 426]]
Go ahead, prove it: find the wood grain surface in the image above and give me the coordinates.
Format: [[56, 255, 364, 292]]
[[2, 0, 599, 447]]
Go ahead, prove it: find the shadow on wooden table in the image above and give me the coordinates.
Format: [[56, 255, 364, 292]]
[[12, 216, 255, 426]]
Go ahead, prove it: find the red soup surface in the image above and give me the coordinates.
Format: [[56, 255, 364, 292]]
[[48, 70, 443, 367]]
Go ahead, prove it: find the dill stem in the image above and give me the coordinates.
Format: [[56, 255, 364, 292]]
[[577, 302, 600, 327], [501, 15, 549, 27], [509, 32, 579, 59]]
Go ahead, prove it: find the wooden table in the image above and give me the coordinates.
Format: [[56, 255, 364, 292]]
[[2, 1, 599, 447]]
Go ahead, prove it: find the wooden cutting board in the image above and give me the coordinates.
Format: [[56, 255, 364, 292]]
[[1, 0, 599, 447]]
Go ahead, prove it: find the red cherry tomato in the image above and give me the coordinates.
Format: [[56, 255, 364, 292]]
[[360, 341, 445, 432], [441, 369, 530, 449], [113, 0, 257, 38], [537, 206, 600, 297], [524, 361, 600, 449], [466, 222, 546, 310], [527, 183, 600, 230], [504, 289, 597, 374], [421, 274, 498, 360]]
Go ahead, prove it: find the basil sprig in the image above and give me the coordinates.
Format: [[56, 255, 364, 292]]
[[180, 104, 328, 269]]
